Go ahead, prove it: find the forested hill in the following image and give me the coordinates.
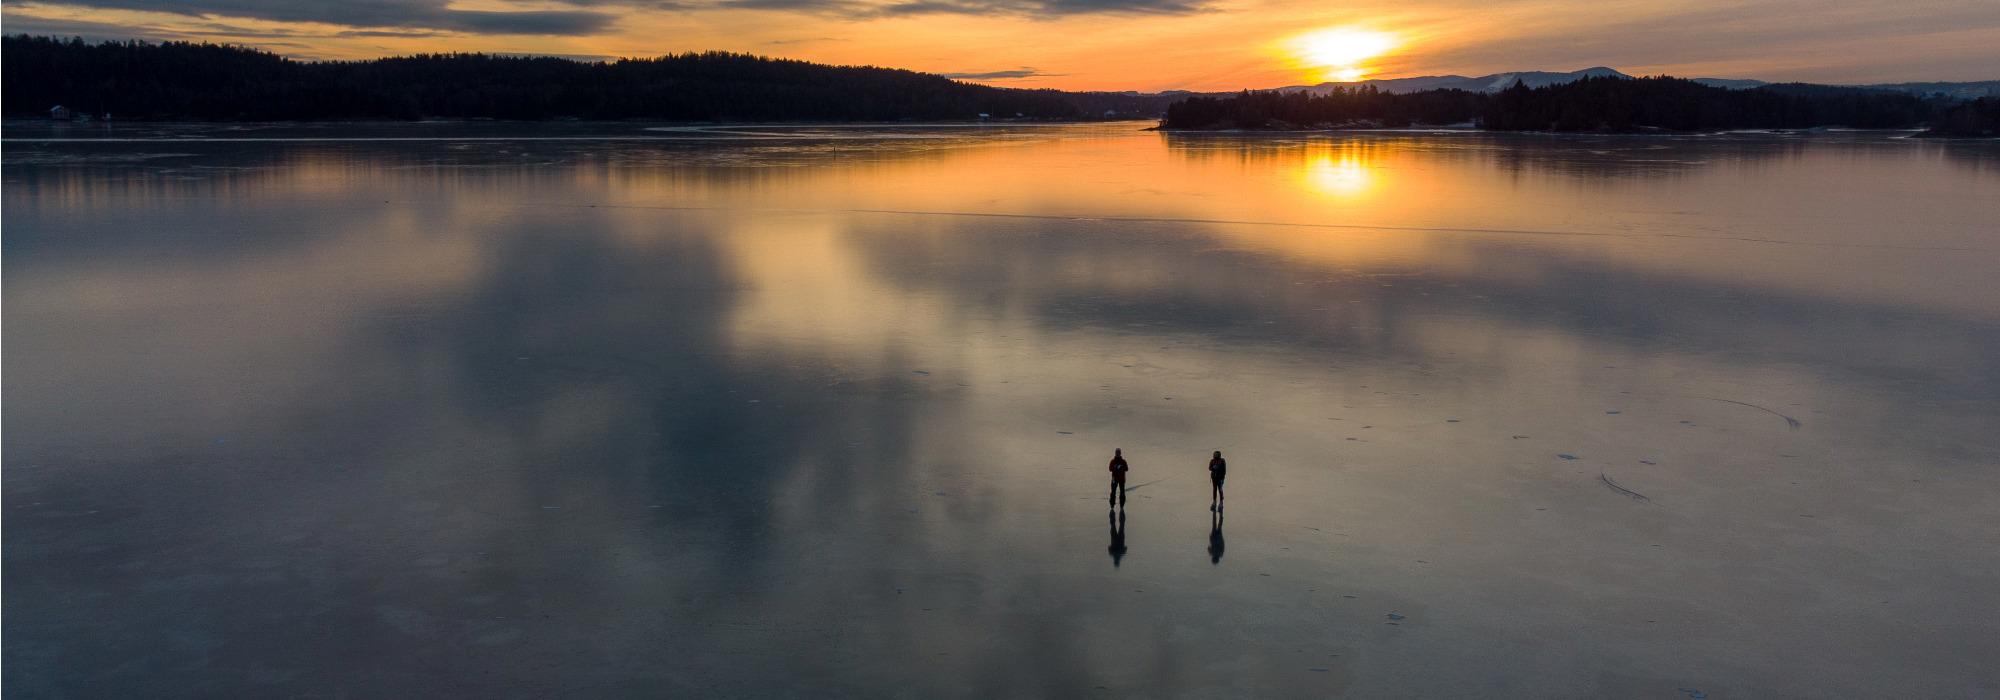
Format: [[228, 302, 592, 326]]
[[2, 35, 1175, 121], [1161, 75, 1995, 134]]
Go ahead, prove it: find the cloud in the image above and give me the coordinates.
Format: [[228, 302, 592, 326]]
[[18, 0, 617, 35], [0, 15, 184, 41], [941, 67, 1057, 80], [430, 9, 612, 34], [703, 0, 1208, 17], [0, 14, 318, 41], [3, 0, 1200, 67], [1410, 0, 2000, 84], [870, 0, 1209, 16], [491, 51, 621, 62], [547, 0, 687, 7], [0, 12, 455, 42], [13, 0, 1211, 40], [335, 29, 447, 38]]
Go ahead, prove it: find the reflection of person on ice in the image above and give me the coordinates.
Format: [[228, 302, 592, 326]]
[[1208, 450, 1226, 511], [1208, 511, 1225, 565], [1108, 509, 1127, 567], [1108, 448, 1129, 508]]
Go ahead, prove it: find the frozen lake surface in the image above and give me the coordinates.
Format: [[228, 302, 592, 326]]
[[5, 121, 1999, 697]]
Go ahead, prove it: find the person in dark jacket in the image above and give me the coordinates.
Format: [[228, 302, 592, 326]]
[[1108, 448, 1129, 508]]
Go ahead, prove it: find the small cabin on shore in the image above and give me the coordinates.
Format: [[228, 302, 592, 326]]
[[48, 105, 71, 120]]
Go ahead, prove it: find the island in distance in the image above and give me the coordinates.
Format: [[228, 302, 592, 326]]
[[1266, 65, 2000, 99]]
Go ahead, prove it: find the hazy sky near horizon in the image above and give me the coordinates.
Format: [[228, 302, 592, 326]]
[[5, 0, 1997, 90]]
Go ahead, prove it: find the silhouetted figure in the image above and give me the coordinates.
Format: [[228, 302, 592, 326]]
[[1208, 511, 1225, 565], [1208, 450, 1227, 511], [1108, 448, 1129, 508], [1108, 509, 1127, 567]]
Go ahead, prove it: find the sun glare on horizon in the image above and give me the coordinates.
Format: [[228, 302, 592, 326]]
[[1288, 28, 1400, 83]]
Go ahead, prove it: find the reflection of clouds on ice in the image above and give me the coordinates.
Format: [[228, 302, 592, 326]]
[[0, 151, 202, 165], [5, 124, 1999, 698]]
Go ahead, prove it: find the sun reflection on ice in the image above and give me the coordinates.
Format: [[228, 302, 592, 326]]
[[1299, 151, 1377, 198]]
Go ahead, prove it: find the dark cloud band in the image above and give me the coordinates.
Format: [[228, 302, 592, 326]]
[[15, 0, 1209, 32], [819, 0, 1210, 16], [942, 67, 1050, 79], [19, 0, 616, 36]]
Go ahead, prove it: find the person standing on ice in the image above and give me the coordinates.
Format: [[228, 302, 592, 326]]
[[1208, 450, 1227, 511], [1108, 448, 1129, 508]]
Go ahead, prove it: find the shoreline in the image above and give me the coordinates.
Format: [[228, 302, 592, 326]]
[[1152, 125, 1987, 138]]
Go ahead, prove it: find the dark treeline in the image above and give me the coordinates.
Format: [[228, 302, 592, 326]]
[[1482, 76, 1941, 131], [1163, 76, 1976, 134], [1923, 98, 2000, 137], [1160, 85, 1484, 129], [11, 36, 1989, 134], [4, 35, 1170, 121]]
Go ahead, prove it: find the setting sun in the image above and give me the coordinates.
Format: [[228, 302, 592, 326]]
[[1288, 28, 1400, 82]]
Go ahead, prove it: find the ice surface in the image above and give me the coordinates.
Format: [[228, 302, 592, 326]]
[[5, 121, 2000, 697]]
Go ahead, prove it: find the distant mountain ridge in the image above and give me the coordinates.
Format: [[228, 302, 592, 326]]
[[1270, 67, 2000, 99], [1278, 67, 1630, 95]]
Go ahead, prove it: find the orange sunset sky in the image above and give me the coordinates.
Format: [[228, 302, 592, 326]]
[[5, 0, 1997, 91]]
